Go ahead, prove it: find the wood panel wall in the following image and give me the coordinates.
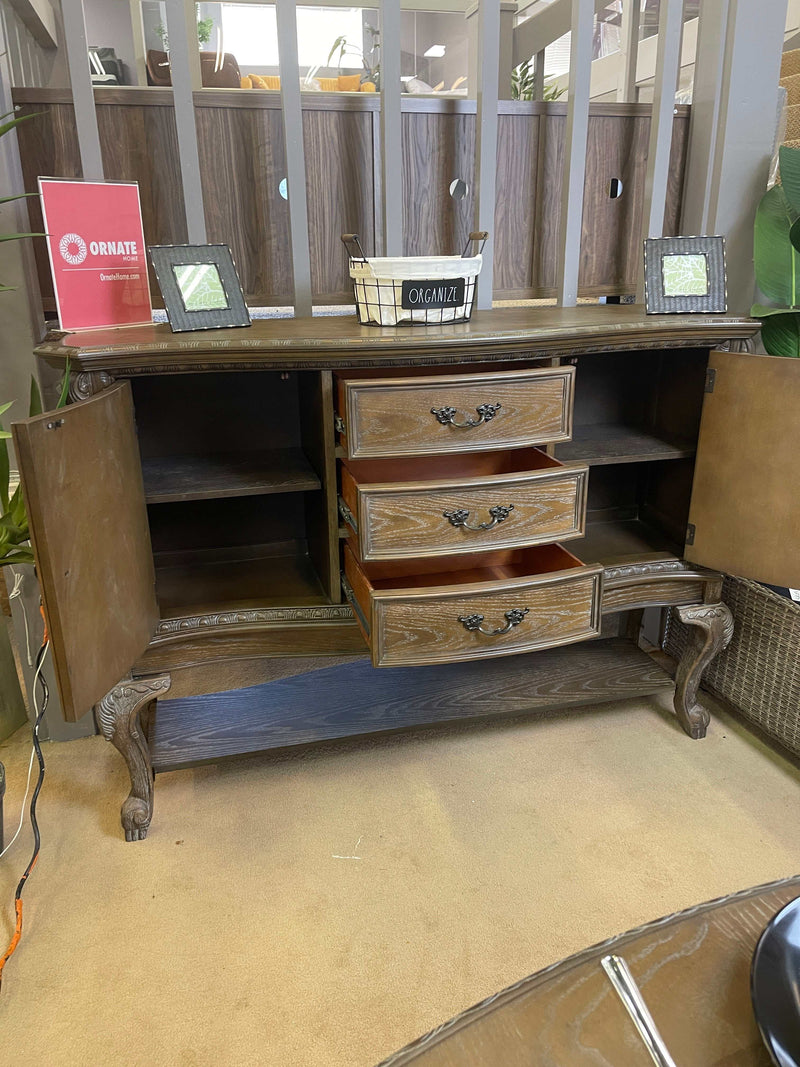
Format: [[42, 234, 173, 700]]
[[12, 88, 690, 311]]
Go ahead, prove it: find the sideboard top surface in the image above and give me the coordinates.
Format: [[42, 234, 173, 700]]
[[36, 306, 760, 374]]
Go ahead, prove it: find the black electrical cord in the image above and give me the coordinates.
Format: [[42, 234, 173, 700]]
[[0, 639, 48, 990]]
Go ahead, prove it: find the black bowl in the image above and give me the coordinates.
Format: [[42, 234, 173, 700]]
[[752, 895, 800, 1067]]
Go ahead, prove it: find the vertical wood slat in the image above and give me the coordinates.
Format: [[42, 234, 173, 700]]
[[276, 0, 311, 316], [616, 0, 641, 103], [128, 0, 148, 87], [534, 49, 545, 101], [474, 0, 500, 310], [681, 0, 729, 235], [641, 0, 684, 241], [556, 0, 594, 307], [379, 0, 402, 257], [690, 0, 787, 311], [163, 0, 206, 243], [60, 0, 103, 179]]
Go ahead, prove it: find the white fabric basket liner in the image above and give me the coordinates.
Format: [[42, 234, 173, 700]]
[[349, 254, 482, 281]]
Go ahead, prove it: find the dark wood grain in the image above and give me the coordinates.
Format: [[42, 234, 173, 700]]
[[11, 90, 693, 311], [136, 619, 365, 674], [141, 447, 320, 503], [402, 110, 475, 257], [39, 307, 760, 376], [12, 382, 158, 721], [299, 371, 342, 603], [13, 102, 81, 307], [304, 109, 375, 301], [194, 102, 291, 305], [556, 424, 696, 465], [96, 99, 188, 304], [148, 637, 674, 769], [155, 548, 328, 617], [579, 113, 650, 292], [377, 876, 799, 1066], [493, 113, 539, 291]]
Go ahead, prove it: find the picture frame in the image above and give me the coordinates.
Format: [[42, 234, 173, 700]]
[[643, 236, 727, 315], [148, 243, 251, 332]]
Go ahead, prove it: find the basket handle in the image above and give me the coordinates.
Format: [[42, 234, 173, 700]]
[[341, 233, 368, 262], [462, 231, 489, 257]]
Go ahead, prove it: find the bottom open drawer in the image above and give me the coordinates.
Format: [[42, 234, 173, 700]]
[[342, 543, 603, 667]]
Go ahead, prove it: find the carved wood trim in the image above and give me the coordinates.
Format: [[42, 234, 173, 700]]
[[673, 603, 734, 739], [152, 604, 354, 641], [95, 675, 171, 841], [68, 370, 115, 403]]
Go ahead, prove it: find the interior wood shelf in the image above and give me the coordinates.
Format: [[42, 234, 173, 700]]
[[556, 424, 696, 466], [155, 549, 328, 617], [579, 519, 682, 564], [142, 448, 321, 504]]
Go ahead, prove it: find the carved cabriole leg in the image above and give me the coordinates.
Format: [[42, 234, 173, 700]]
[[95, 676, 171, 841], [673, 604, 734, 739]]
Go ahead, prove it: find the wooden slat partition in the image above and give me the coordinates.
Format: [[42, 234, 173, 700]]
[[11, 88, 691, 312]]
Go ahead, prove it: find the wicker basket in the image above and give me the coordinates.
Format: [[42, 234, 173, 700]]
[[664, 576, 800, 757]]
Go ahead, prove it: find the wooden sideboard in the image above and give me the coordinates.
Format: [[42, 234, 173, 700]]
[[14, 306, 774, 841]]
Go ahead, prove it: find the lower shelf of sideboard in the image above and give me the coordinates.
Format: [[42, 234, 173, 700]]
[[148, 637, 674, 772]]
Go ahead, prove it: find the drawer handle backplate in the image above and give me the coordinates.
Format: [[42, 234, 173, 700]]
[[443, 504, 514, 531], [431, 402, 501, 428], [458, 607, 530, 636]]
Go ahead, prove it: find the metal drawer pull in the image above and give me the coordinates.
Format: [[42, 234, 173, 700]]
[[444, 504, 514, 531], [430, 402, 501, 428], [458, 607, 530, 636]]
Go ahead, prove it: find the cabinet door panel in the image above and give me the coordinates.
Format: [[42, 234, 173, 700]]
[[13, 381, 158, 721], [685, 350, 800, 587]]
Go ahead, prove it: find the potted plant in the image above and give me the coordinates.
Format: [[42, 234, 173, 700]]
[[752, 143, 800, 355]]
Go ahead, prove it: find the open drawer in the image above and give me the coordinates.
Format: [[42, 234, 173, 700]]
[[340, 448, 588, 562], [342, 543, 602, 668], [335, 365, 575, 459]]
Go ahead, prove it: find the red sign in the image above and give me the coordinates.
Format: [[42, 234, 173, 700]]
[[39, 179, 152, 331]]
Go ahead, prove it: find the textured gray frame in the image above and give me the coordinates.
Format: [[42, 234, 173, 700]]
[[644, 236, 727, 314], [148, 244, 250, 333]]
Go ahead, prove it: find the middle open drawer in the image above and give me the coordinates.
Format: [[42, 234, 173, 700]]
[[339, 448, 588, 562]]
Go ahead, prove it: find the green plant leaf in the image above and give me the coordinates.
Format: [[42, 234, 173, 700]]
[[0, 192, 37, 205], [0, 232, 44, 242], [754, 184, 800, 306], [0, 550, 35, 567], [0, 111, 40, 139], [29, 377, 42, 416], [0, 401, 13, 418], [780, 145, 800, 214], [0, 434, 8, 513], [760, 312, 800, 357]]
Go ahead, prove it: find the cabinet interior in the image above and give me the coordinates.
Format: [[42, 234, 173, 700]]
[[131, 370, 339, 616], [555, 348, 704, 562], [129, 347, 703, 619]]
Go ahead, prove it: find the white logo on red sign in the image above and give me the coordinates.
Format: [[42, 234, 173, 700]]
[[59, 233, 87, 265]]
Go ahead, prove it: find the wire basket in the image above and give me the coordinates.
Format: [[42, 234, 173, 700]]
[[342, 232, 487, 327]]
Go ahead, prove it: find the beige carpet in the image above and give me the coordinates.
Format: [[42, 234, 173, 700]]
[[0, 691, 799, 1066]]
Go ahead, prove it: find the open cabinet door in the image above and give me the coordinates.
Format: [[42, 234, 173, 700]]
[[12, 381, 158, 721], [685, 350, 800, 588]]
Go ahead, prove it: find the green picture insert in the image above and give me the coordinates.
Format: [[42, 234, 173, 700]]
[[172, 263, 229, 312], [661, 253, 709, 297]]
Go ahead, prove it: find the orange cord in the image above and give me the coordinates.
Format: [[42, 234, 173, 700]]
[[0, 899, 24, 991], [39, 603, 48, 645]]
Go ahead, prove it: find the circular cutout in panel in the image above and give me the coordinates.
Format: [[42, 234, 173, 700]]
[[449, 178, 468, 200]]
